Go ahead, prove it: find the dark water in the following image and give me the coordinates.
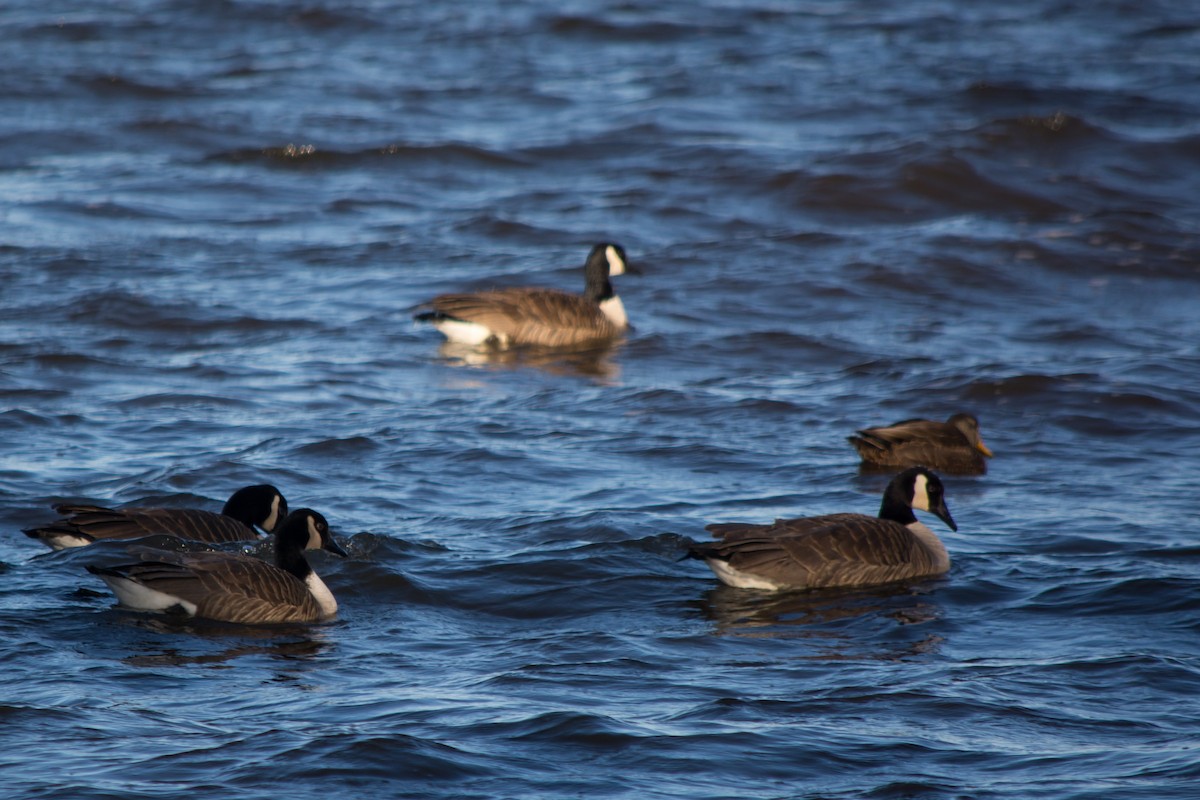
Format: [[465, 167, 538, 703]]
[[2, 1, 1199, 797]]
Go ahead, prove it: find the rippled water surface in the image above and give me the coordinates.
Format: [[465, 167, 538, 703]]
[[2, 1, 1199, 798]]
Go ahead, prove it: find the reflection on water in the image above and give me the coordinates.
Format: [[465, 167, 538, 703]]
[[120, 617, 332, 668], [434, 341, 623, 383], [696, 582, 944, 657]]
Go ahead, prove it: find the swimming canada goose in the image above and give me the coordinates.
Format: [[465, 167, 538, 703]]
[[848, 413, 993, 475], [86, 508, 346, 624], [415, 242, 630, 348], [688, 467, 958, 592], [24, 484, 288, 550]]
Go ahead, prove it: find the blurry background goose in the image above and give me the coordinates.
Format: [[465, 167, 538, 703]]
[[414, 243, 630, 349], [23, 485, 288, 550], [848, 413, 994, 475]]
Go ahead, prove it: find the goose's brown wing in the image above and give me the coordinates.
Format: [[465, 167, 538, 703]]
[[695, 515, 942, 590], [429, 288, 621, 347], [42, 504, 260, 544], [705, 513, 864, 541], [121, 550, 324, 623]]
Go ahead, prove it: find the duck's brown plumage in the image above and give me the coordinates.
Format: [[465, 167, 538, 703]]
[[848, 413, 992, 475]]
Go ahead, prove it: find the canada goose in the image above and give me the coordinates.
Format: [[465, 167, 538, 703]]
[[24, 484, 288, 550], [688, 467, 958, 592], [848, 413, 993, 474], [86, 508, 346, 624], [415, 242, 630, 348]]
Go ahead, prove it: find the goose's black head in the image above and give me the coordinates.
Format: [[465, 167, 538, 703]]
[[583, 242, 629, 302], [222, 484, 289, 532], [276, 508, 347, 557], [882, 467, 957, 531]]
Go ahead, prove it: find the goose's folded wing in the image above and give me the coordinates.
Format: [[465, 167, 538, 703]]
[[709, 519, 915, 565], [696, 518, 936, 588], [50, 505, 258, 543], [705, 513, 865, 541], [430, 288, 617, 345], [124, 553, 319, 623]]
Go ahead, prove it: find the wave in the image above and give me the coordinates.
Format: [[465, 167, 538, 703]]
[[208, 142, 529, 170]]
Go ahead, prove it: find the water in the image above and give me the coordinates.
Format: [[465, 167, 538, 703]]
[[2, 1, 1199, 797]]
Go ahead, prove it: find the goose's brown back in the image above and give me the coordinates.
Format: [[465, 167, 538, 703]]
[[32, 505, 261, 546], [427, 287, 624, 348], [112, 548, 328, 624], [695, 513, 948, 590]]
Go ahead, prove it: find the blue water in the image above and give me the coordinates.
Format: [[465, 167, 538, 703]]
[[2, 1, 1200, 798]]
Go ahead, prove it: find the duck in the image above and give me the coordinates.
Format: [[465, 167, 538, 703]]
[[848, 413, 993, 475], [23, 484, 288, 550], [415, 242, 630, 349], [86, 508, 346, 624], [688, 467, 958, 592]]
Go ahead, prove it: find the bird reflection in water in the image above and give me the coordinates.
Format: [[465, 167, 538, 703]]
[[694, 583, 945, 658], [119, 616, 331, 669], [435, 340, 623, 383]]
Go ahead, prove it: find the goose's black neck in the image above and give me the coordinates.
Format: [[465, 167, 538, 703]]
[[275, 543, 313, 581], [583, 245, 616, 303], [221, 484, 286, 531], [273, 513, 315, 580], [584, 274, 615, 303], [878, 481, 918, 525], [221, 492, 258, 525]]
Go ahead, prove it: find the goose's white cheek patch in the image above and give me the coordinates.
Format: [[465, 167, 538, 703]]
[[306, 517, 323, 550], [911, 473, 931, 512], [605, 245, 626, 276], [263, 495, 282, 531]]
